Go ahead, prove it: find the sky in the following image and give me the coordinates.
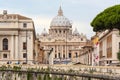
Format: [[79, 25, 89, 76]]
[[0, 0, 119, 39]]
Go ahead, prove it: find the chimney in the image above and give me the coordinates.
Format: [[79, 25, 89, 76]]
[[3, 10, 7, 15]]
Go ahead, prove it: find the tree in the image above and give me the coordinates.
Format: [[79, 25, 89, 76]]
[[117, 51, 120, 62], [91, 5, 120, 32]]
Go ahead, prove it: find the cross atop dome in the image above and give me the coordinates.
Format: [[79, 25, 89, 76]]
[[58, 6, 63, 16]]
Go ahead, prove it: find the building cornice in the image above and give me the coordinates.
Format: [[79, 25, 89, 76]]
[[0, 28, 34, 31], [98, 29, 119, 41]]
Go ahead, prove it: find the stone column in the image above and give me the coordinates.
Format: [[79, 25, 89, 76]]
[[65, 45, 66, 59], [15, 35, 19, 61], [45, 51, 48, 64], [65, 45, 68, 58], [54, 46, 56, 61], [53, 46, 55, 58], [57, 45, 58, 58], [61, 46, 63, 59], [11, 35, 14, 61]]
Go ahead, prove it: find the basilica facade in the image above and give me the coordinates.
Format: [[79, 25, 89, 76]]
[[0, 10, 36, 64], [38, 7, 88, 64]]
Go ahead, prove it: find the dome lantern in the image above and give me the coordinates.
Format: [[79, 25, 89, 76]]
[[58, 6, 63, 16]]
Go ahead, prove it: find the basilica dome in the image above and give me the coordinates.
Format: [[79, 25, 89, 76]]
[[50, 7, 72, 27]]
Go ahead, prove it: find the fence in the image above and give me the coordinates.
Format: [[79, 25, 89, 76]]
[[0, 65, 120, 80]]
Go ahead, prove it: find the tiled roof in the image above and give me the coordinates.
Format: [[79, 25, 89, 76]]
[[17, 14, 32, 20], [0, 14, 32, 20]]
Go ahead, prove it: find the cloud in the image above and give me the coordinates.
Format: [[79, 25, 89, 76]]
[[73, 21, 95, 39], [0, 0, 117, 39], [31, 15, 52, 34]]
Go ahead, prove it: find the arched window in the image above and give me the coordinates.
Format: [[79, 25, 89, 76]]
[[58, 53, 60, 58], [3, 38, 8, 50], [63, 30, 65, 33], [69, 53, 71, 58], [59, 30, 61, 33]]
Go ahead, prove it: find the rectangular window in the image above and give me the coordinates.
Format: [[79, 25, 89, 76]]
[[23, 53, 27, 58], [3, 54, 7, 58], [107, 47, 112, 58], [55, 54, 57, 58], [23, 23, 27, 28], [81, 38, 83, 41], [107, 35, 112, 48], [23, 42, 27, 50]]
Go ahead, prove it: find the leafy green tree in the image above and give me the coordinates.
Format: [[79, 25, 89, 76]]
[[91, 5, 120, 32]]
